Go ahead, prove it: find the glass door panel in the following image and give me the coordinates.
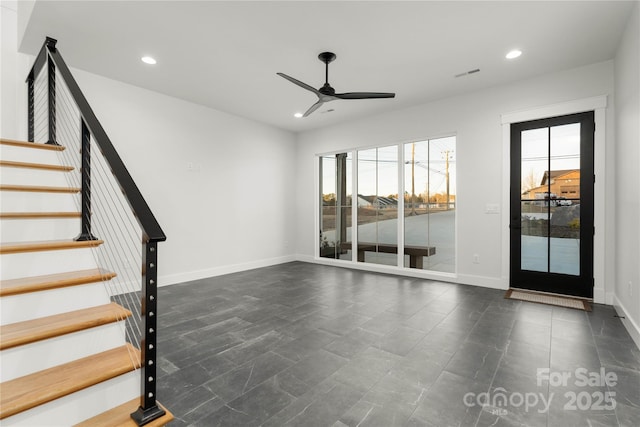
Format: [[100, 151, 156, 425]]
[[520, 128, 549, 273], [549, 124, 581, 275], [510, 111, 594, 298]]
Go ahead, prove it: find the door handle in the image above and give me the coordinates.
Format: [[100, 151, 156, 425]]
[[510, 215, 521, 229]]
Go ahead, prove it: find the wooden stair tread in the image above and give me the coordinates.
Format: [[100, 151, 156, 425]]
[[75, 398, 174, 427], [0, 344, 140, 420], [0, 138, 65, 151], [0, 211, 81, 219], [0, 303, 132, 350], [0, 239, 104, 255], [0, 184, 80, 193], [0, 159, 74, 172], [0, 268, 116, 297]]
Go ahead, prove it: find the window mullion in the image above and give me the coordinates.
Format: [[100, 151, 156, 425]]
[[352, 150, 358, 262], [397, 143, 405, 268]]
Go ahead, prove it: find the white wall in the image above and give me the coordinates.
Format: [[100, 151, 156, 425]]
[[614, 3, 640, 346], [2, 5, 297, 286], [0, 1, 28, 140], [295, 61, 616, 301], [72, 70, 297, 286], [3, 1, 634, 324]]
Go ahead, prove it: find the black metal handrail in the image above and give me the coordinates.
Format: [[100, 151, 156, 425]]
[[26, 37, 166, 426], [27, 37, 166, 243]]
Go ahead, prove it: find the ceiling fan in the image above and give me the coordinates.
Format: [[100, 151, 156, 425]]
[[277, 52, 395, 117]]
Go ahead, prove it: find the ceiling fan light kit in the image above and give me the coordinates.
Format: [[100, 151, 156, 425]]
[[278, 52, 395, 117]]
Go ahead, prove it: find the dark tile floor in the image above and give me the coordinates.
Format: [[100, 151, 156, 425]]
[[156, 262, 640, 427]]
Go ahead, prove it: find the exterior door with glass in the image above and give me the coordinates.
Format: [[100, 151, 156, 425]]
[[510, 111, 594, 298]]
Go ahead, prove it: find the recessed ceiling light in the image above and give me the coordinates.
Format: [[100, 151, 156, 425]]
[[506, 50, 522, 60], [294, 112, 303, 118], [141, 56, 157, 65]]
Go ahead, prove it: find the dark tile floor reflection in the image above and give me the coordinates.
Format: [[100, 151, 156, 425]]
[[157, 262, 640, 427]]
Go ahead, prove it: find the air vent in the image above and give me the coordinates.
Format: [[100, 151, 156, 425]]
[[455, 68, 480, 78]]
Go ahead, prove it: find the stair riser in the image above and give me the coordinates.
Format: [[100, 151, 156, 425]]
[[0, 218, 81, 243], [0, 144, 64, 165], [1, 322, 131, 382], [0, 370, 139, 426], [0, 166, 75, 187], [0, 247, 98, 281], [0, 142, 147, 424], [1, 282, 111, 324], [0, 191, 78, 212]]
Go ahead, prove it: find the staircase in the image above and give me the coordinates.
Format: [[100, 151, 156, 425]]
[[0, 138, 173, 426]]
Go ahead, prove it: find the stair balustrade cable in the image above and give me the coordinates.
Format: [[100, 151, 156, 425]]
[[31, 43, 144, 379], [33, 67, 48, 143], [54, 75, 144, 358], [53, 77, 145, 350], [26, 37, 166, 426]]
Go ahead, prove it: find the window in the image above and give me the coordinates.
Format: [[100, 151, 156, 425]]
[[357, 146, 398, 266], [319, 153, 352, 260], [318, 136, 456, 273], [404, 137, 456, 272]]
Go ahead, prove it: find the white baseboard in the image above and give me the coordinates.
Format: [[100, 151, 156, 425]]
[[612, 294, 640, 350], [295, 254, 316, 264], [456, 274, 509, 290], [297, 254, 457, 281], [296, 254, 507, 290], [594, 288, 607, 305], [158, 255, 296, 287]]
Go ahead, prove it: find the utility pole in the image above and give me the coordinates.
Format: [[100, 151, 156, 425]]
[[442, 150, 453, 210]]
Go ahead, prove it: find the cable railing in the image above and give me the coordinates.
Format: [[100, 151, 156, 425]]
[[26, 37, 166, 426], [54, 68, 145, 351], [32, 63, 48, 143]]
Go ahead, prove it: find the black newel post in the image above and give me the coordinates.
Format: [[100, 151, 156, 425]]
[[75, 119, 97, 241], [46, 43, 58, 146], [27, 73, 34, 142], [131, 240, 165, 425]]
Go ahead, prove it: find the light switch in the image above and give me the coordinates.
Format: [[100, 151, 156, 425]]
[[485, 204, 499, 214]]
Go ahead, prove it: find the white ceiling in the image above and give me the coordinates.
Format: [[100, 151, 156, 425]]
[[19, 1, 635, 133]]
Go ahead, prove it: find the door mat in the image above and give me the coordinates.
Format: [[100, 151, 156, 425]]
[[505, 289, 591, 311]]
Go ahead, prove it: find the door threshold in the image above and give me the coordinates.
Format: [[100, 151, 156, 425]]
[[506, 288, 592, 311]]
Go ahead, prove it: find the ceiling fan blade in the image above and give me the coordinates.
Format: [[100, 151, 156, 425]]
[[277, 72, 321, 95], [303, 100, 325, 117], [335, 92, 396, 99]]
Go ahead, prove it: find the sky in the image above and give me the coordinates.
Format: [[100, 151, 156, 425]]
[[322, 123, 579, 200], [321, 136, 456, 199]]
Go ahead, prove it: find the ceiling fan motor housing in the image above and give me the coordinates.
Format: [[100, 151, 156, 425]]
[[318, 52, 337, 63], [319, 83, 335, 95]]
